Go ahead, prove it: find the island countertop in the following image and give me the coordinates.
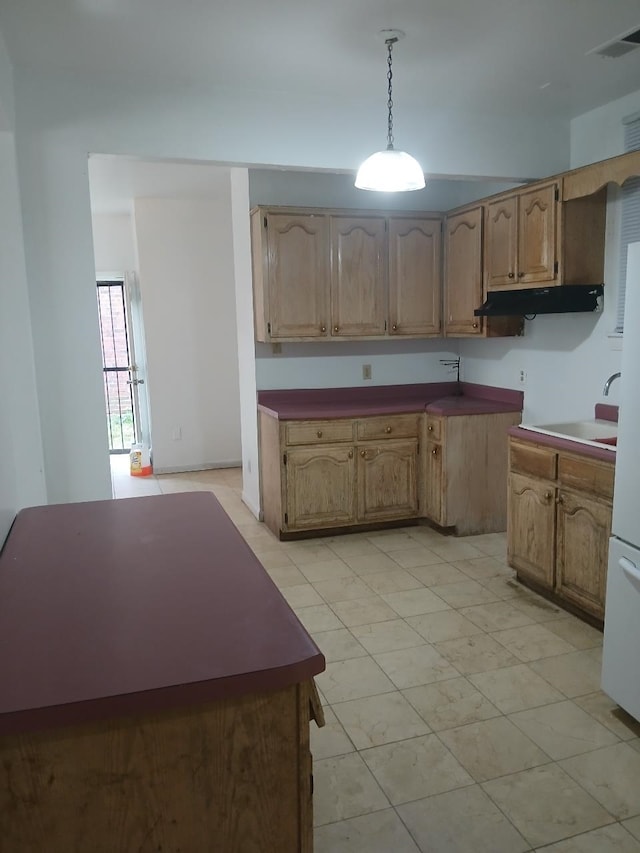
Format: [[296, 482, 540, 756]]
[[0, 492, 324, 736], [257, 381, 524, 420]]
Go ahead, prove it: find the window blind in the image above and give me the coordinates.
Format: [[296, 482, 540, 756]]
[[616, 117, 640, 334]]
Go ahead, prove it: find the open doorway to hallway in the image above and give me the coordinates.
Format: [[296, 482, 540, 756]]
[[88, 155, 243, 497]]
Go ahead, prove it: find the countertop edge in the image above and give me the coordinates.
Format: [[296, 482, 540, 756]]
[[508, 425, 616, 462]]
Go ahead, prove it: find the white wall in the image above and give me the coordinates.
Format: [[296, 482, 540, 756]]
[[91, 212, 136, 273], [133, 193, 241, 473], [0, 38, 46, 545], [459, 86, 640, 422], [571, 89, 640, 168], [230, 169, 260, 517]]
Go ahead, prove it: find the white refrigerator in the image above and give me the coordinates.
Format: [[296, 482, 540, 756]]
[[602, 241, 640, 721]]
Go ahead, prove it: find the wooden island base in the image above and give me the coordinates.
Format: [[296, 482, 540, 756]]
[[1, 681, 322, 853], [0, 493, 325, 853]]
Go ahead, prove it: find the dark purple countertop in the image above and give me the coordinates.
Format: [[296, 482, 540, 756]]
[[0, 493, 324, 736], [258, 382, 523, 420], [508, 426, 616, 463]]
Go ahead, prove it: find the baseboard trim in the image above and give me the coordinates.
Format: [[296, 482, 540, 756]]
[[242, 492, 262, 521], [154, 461, 242, 475]]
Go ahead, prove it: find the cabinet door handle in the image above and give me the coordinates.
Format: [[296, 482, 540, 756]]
[[360, 449, 366, 458], [557, 493, 564, 504], [544, 491, 553, 501], [348, 450, 353, 459], [472, 322, 479, 329], [518, 271, 525, 278], [385, 426, 392, 434], [333, 326, 339, 333], [321, 325, 326, 333], [431, 447, 438, 456], [392, 324, 398, 331], [508, 272, 515, 278], [316, 430, 323, 438], [427, 425, 433, 432]]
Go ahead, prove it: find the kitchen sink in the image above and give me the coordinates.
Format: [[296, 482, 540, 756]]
[[521, 419, 618, 449]]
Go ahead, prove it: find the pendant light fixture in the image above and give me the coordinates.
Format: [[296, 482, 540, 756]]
[[355, 31, 425, 192]]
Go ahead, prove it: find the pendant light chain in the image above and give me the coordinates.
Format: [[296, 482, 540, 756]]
[[386, 38, 396, 150]]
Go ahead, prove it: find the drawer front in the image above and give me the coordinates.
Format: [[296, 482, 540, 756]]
[[510, 439, 557, 480], [285, 419, 354, 446], [356, 414, 420, 442], [558, 452, 615, 501], [425, 415, 442, 442]]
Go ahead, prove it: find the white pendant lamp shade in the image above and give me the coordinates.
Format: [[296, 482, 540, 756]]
[[355, 147, 425, 192], [355, 31, 426, 193]]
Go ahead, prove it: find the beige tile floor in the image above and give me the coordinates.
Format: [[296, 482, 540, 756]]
[[111, 459, 640, 853]]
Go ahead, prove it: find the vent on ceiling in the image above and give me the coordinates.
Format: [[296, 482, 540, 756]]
[[589, 25, 640, 58]]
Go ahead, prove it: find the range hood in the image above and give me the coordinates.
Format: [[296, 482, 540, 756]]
[[474, 285, 604, 317]]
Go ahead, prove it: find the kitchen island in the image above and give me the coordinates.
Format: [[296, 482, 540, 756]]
[[0, 492, 325, 852]]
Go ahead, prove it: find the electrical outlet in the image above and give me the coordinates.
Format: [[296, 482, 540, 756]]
[[518, 369, 527, 386], [362, 364, 372, 381]]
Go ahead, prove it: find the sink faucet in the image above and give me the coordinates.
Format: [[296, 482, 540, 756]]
[[603, 372, 621, 396]]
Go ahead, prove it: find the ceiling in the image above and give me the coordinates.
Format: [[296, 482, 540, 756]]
[[2, 0, 640, 120], [88, 158, 233, 215]]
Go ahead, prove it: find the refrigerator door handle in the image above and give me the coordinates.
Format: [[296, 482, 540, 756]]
[[620, 556, 640, 584]]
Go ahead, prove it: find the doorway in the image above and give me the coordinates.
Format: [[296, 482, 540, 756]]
[[96, 276, 150, 455]]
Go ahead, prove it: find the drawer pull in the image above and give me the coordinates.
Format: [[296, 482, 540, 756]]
[[317, 430, 323, 438], [385, 426, 392, 434]]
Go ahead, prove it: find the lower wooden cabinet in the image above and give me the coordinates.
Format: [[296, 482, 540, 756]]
[[260, 408, 521, 539], [507, 436, 614, 623], [508, 472, 556, 588], [259, 412, 420, 536], [424, 412, 521, 535], [357, 441, 418, 522], [285, 446, 356, 530], [555, 489, 611, 620]]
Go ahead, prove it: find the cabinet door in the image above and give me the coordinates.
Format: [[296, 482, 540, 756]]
[[486, 196, 518, 290], [444, 207, 483, 335], [285, 446, 356, 531], [508, 472, 555, 589], [556, 490, 611, 620], [518, 182, 558, 285], [388, 217, 441, 336], [330, 217, 386, 336], [357, 440, 418, 522], [267, 213, 329, 338], [424, 440, 443, 525]]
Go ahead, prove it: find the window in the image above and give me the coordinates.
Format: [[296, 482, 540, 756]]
[[616, 116, 640, 334]]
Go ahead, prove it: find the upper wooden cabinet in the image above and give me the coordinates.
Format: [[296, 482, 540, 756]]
[[330, 216, 386, 337], [388, 217, 441, 336], [252, 210, 329, 340], [485, 180, 607, 292], [444, 206, 483, 336], [444, 204, 523, 338], [486, 182, 558, 290], [251, 206, 444, 342]]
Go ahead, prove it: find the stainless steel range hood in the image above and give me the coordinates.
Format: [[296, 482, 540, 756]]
[[474, 284, 604, 317]]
